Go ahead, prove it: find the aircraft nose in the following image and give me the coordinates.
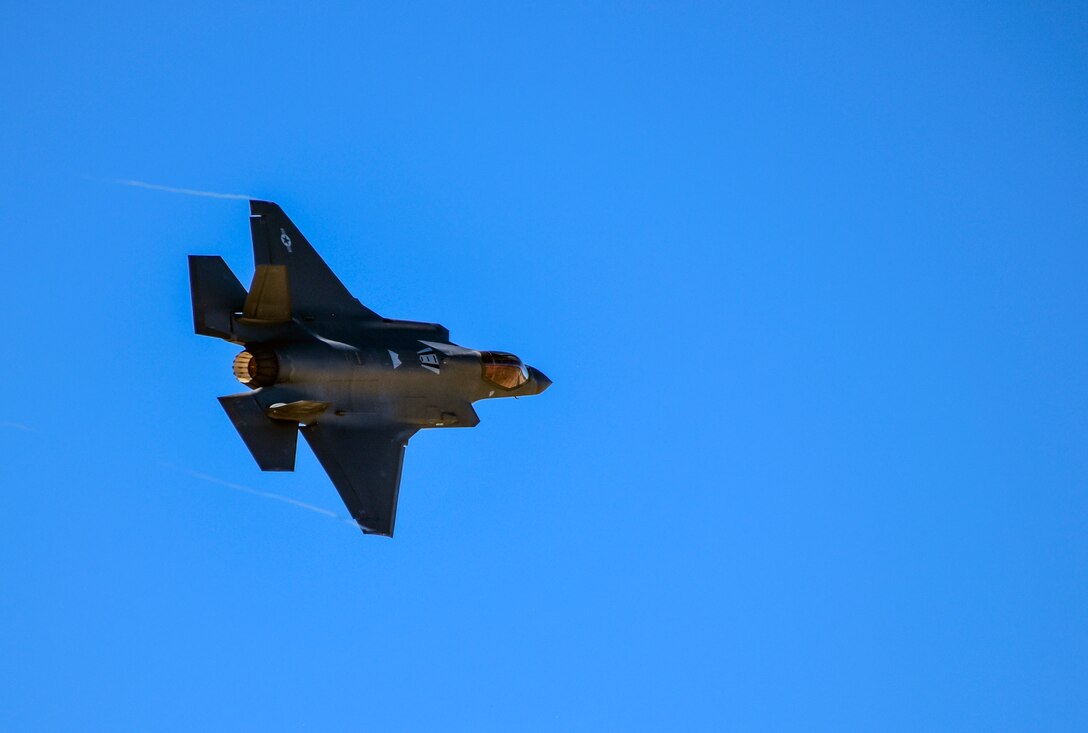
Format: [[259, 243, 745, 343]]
[[529, 366, 552, 393]]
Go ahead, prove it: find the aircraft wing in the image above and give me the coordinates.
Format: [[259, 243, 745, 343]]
[[249, 199, 383, 322], [300, 423, 419, 536]]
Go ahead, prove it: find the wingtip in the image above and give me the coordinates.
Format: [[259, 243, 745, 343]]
[[348, 514, 395, 537], [249, 199, 279, 215]]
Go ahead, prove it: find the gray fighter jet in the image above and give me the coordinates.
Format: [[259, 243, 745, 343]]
[[189, 200, 550, 536]]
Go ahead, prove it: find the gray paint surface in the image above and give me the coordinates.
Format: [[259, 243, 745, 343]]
[[190, 200, 550, 536]]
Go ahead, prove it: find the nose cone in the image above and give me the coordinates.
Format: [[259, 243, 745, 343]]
[[528, 366, 552, 394]]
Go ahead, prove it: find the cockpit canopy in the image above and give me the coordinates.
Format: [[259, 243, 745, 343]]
[[481, 351, 529, 389]]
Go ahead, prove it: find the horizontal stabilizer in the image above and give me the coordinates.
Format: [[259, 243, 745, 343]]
[[189, 255, 246, 340], [218, 392, 298, 471], [240, 264, 291, 323]]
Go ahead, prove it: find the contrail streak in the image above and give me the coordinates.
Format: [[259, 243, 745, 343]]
[[108, 178, 255, 200], [161, 462, 361, 528], [0, 421, 37, 432]]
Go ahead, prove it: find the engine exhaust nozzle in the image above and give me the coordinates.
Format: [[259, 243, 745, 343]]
[[232, 348, 279, 388]]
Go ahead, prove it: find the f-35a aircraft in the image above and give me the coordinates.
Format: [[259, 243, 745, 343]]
[[189, 200, 550, 536]]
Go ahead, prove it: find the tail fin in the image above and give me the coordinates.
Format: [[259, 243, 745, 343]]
[[189, 255, 246, 340], [239, 265, 292, 324]]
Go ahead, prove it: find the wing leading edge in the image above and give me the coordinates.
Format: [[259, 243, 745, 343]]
[[300, 423, 419, 536], [249, 200, 382, 322]]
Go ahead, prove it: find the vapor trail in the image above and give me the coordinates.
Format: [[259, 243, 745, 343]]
[[109, 178, 255, 200], [161, 462, 360, 528], [0, 421, 37, 432]]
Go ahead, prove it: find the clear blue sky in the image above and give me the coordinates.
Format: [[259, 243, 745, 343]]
[[1, 2, 1085, 730]]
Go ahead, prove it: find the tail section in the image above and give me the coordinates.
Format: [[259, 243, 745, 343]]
[[189, 255, 247, 340], [218, 392, 298, 471], [239, 265, 292, 324]]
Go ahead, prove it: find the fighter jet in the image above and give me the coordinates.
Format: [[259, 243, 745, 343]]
[[189, 200, 550, 536]]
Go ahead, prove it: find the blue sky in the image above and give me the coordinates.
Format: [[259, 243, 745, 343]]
[[1, 2, 1086, 730]]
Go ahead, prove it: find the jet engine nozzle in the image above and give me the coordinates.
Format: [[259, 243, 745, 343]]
[[232, 348, 279, 388]]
